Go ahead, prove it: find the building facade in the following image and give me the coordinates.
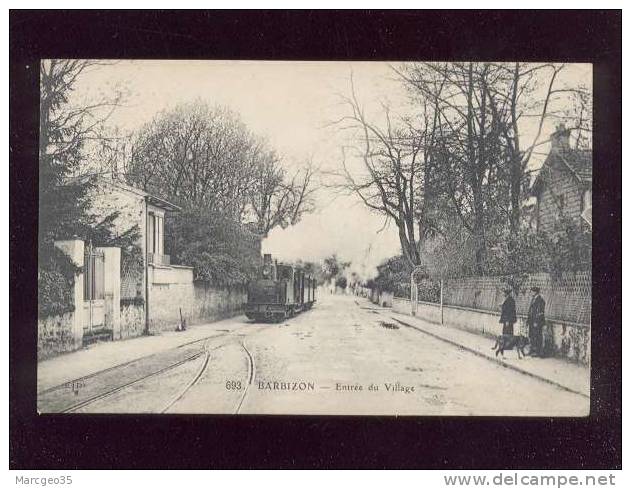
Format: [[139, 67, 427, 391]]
[[532, 124, 593, 234], [38, 176, 254, 359], [76, 176, 189, 339]]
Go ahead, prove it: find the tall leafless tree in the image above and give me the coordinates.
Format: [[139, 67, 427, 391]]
[[329, 77, 440, 268], [125, 102, 258, 219], [39, 59, 130, 247], [247, 149, 318, 237], [395, 62, 574, 272], [126, 101, 318, 235], [40, 59, 124, 182]]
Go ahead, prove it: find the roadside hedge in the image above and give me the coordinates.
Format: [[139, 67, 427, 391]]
[[38, 246, 78, 318]]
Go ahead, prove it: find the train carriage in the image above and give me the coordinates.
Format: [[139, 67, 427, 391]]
[[245, 254, 316, 322]]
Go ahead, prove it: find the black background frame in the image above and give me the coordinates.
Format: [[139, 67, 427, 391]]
[[9, 10, 622, 469]]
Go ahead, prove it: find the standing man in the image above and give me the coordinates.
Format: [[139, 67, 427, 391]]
[[499, 288, 517, 335], [527, 286, 546, 357]]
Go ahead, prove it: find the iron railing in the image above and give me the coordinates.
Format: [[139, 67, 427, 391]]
[[84, 248, 105, 301], [397, 271, 591, 325]]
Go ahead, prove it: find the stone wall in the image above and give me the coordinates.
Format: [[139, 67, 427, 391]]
[[148, 282, 194, 332], [37, 312, 76, 360], [120, 303, 145, 339], [393, 297, 442, 323], [38, 240, 85, 361], [392, 297, 590, 365], [147, 264, 194, 332], [192, 283, 247, 323], [147, 264, 247, 333], [39, 241, 124, 360]]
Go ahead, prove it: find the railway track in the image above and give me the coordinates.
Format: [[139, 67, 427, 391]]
[[61, 349, 207, 413], [235, 339, 256, 414], [38, 323, 269, 414], [38, 326, 256, 412], [38, 332, 227, 399], [161, 339, 212, 413]]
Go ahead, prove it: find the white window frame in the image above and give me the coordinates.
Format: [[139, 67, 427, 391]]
[[582, 189, 592, 213], [147, 212, 155, 254]]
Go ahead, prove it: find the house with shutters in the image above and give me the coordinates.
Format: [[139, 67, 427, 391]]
[[80, 175, 189, 340], [39, 174, 256, 359], [531, 124, 593, 234], [80, 175, 253, 339], [39, 174, 188, 357]]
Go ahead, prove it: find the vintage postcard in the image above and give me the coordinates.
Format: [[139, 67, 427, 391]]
[[36, 60, 592, 416]]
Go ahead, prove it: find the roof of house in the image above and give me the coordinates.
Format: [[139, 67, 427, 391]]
[[532, 147, 592, 194], [66, 173, 181, 212], [552, 148, 592, 183], [145, 194, 181, 212]]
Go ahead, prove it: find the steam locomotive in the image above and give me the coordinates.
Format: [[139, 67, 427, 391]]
[[245, 254, 316, 322]]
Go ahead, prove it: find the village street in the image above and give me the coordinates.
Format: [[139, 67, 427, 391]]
[[16, 21, 610, 471], [38, 294, 588, 416]]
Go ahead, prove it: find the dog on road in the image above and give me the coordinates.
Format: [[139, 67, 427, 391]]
[[491, 334, 530, 359]]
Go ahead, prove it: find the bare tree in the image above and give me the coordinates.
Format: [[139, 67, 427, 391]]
[[394, 62, 513, 272], [329, 77, 439, 268], [125, 102, 258, 219], [248, 152, 318, 237], [394, 62, 576, 272], [565, 83, 593, 150], [481, 62, 568, 235], [38, 59, 139, 319], [127, 101, 318, 236], [39, 59, 129, 247], [125, 100, 320, 283], [40, 59, 124, 181], [285, 160, 318, 229]]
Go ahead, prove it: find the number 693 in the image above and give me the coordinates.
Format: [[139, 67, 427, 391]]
[[225, 380, 242, 390]]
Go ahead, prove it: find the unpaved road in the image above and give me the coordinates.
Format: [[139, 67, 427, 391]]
[[38, 294, 588, 416]]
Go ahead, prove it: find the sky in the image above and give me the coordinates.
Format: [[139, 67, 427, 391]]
[[68, 60, 591, 280]]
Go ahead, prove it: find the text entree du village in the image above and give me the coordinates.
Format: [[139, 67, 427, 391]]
[[257, 380, 416, 394]]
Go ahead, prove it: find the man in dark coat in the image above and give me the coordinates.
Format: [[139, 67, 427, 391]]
[[527, 286, 546, 357], [499, 288, 517, 335]]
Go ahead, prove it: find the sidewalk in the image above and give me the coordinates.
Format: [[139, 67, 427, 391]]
[[388, 309, 590, 398], [37, 315, 247, 393]]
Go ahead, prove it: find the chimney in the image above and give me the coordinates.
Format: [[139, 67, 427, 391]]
[[263, 253, 272, 265], [550, 123, 571, 152]]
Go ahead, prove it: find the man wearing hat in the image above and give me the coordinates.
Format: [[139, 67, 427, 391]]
[[499, 288, 517, 335], [527, 286, 546, 357]]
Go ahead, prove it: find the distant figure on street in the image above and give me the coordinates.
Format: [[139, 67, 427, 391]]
[[527, 286, 546, 357], [499, 288, 517, 335]]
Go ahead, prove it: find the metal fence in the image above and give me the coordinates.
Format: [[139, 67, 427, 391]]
[[395, 279, 440, 303], [83, 247, 105, 301], [400, 271, 591, 325], [442, 272, 591, 325]]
